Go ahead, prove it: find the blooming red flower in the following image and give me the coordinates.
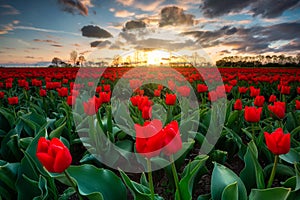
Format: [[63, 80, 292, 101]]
[[165, 93, 176, 105], [177, 86, 190, 97], [57, 87, 68, 97], [8, 96, 18, 105], [99, 92, 110, 103], [297, 87, 300, 94], [0, 91, 5, 99], [280, 85, 290, 95], [39, 89, 47, 97], [168, 80, 176, 91], [296, 100, 300, 110], [197, 84, 208, 93], [157, 84, 163, 90], [138, 96, 152, 111], [67, 95, 76, 106], [36, 137, 72, 173], [5, 82, 12, 89], [130, 95, 141, 106], [254, 95, 265, 107], [224, 84, 233, 93], [83, 96, 101, 115], [142, 106, 152, 120], [103, 84, 111, 92], [264, 128, 290, 155], [233, 99, 242, 110], [135, 120, 164, 158], [249, 86, 260, 97], [208, 91, 217, 102], [268, 94, 277, 103], [154, 89, 161, 97], [238, 87, 248, 94], [244, 106, 262, 123], [161, 121, 182, 156], [268, 101, 286, 119]]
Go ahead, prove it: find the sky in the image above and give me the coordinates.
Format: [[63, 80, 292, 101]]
[[0, 0, 300, 66]]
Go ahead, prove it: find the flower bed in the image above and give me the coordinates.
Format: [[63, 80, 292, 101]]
[[0, 67, 300, 200]]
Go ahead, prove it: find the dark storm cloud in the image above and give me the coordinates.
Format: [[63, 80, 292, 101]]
[[58, 0, 89, 16], [159, 6, 195, 27], [123, 20, 146, 31], [183, 21, 300, 53], [182, 26, 238, 47], [81, 25, 113, 38], [200, 0, 300, 18], [90, 40, 111, 48], [51, 44, 63, 47]]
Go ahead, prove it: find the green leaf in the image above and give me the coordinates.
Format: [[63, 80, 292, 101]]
[[279, 148, 300, 164], [221, 181, 238, 200], [37, 175, 49, 200], [119, 169, 163, 200], [211, 162, 247, 200], [49, 122, 66, 139], [249, 187, 291, 200], [226, 110, 239, 127], [175, 155, 209, 200], [66, 164, 127, 200], [294, 162, 300, 191], [0, 161, 20, 192], [197, 194, 211, 200], [240, 140, 265, 191]]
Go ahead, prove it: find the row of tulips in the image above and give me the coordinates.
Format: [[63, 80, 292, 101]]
[[0, 67, 300, 200]]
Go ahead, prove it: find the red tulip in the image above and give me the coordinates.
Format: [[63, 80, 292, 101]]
[[103, 84, 111, 92], [197, 84, 208, 93], [224, 84, 233, 93], [99, 92, 110, 103], [135, 120, 164, 158], [238, 87, 248, 94], [67, 95, 76, 106], [264, 128, 290, 155], [233, 99, 242, 110], [57, 87, 68, 97], [177, 86, 190, 97], [142, 106, 152, 120], [244, 106, 262, 123], [254, 95, 265, 107], [154, 89, 161, 97], [280, 85, 290, 95], [297, 87, 300, 94], [8, 97, 18, 105], [0, 91, 5, 99], [296, 100, 300, 110], [249, 86, 260, 97], [161, 121, 182, 156], [36, 137, 72, 173], [83, 96, 101, 116], [165, 93, 176, 105], [268, 101, 285, 119], [39, 89, 47, 97], [268, 94, 276, 103]]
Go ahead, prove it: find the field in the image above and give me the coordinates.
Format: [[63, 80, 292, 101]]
[[1, 66, 300, 200]]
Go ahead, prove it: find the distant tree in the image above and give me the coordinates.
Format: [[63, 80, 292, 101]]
[[51, 57, 62, 67], [78, 55, 86, 67], [70, 51, 78, 66]]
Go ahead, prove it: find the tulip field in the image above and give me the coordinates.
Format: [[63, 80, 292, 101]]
[[1, 66, 300, 200]]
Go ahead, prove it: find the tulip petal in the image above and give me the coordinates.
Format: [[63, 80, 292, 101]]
[[36, 153, 55, 172], [53, 149, 72, 173]]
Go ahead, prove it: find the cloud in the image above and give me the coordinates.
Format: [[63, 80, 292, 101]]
[[116, 0, 165, 12], [58, 0, 93, 16], [159, 6, 195, 27], [0, 4, 20, 15], [25, 56, 35, 59], [200, 0, 300, 18], [33, 39, 59, 44], [182, 21, 300, 54], [51, 44, 63, 47], [90, 40, 112, 48], [81, 25, 113, 38], [15, 25, 81, 36], [115, 10, 135, 18], [123, 20, 146, 31]]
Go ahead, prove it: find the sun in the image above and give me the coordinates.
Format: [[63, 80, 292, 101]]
[[146, 50, 170, 65]]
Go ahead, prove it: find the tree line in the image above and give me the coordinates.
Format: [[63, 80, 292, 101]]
[[50, 51, 85, 67], [216, 54, 300, 68]]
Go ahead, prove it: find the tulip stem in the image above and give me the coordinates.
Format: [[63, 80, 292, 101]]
[[251, 123, 255, 140], [147, 158, 155, 200], [170, 155, 181, 200], [64, 170, 84, 200], [267, 155, 279, 188]]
